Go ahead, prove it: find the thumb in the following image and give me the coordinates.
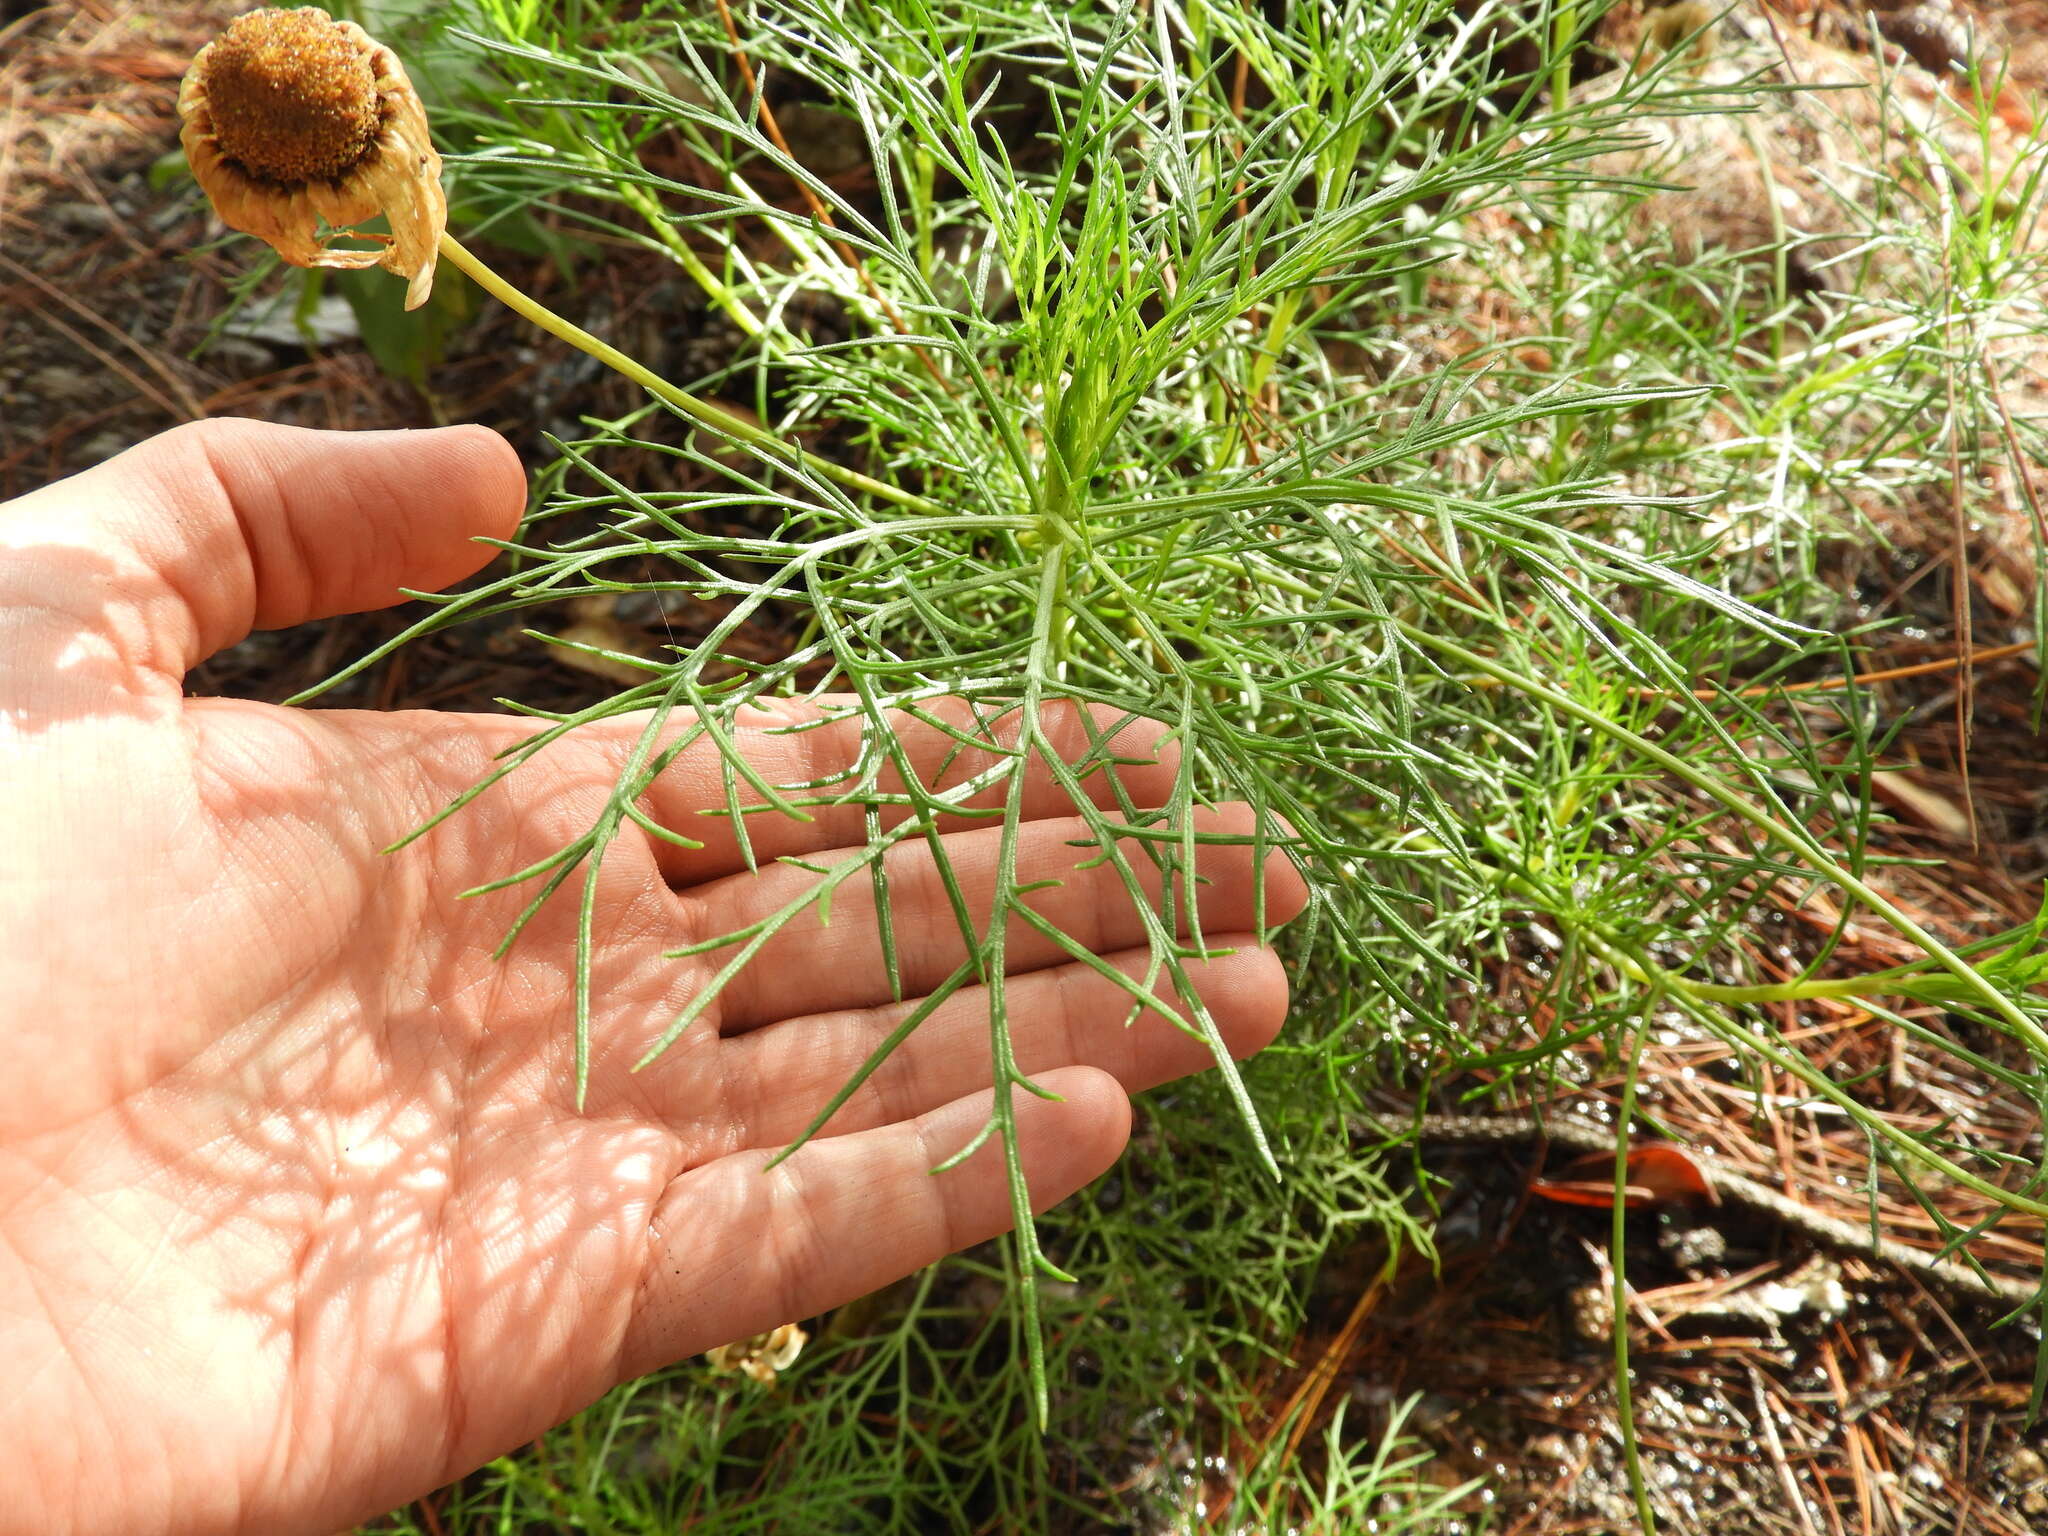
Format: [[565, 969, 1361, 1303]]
[[0, 418, 524, 696]]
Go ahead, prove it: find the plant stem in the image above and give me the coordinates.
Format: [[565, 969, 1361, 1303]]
[[1550, 0, 1577, 123], [436, 233, 940, 516], [1612, 1019, 1659, 1536], [1680, 974, 1892, 1005], [1737, 114, 1790, 364]]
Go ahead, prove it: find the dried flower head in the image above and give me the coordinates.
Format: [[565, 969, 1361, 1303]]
[[704, 1324, 808, 1387], [178, 7, 445, 309]]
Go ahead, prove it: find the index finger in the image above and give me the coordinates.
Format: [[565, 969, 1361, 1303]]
[[568, 695, 1180, 886]]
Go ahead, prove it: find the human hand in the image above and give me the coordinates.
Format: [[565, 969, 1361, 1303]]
[[0, 419, 1303, 1536]]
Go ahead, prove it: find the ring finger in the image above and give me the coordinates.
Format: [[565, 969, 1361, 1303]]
[[681, 802, 1304, 1034], [701, 938, 1288, 1152]]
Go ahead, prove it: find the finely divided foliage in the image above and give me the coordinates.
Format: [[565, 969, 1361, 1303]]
[[320, 0, 2048, 1524]]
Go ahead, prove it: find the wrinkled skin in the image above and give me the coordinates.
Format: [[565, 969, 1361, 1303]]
[[0, 420, 1303, 1536]]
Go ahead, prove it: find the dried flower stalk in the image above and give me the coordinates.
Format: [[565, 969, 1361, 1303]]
[[179, 7, 445, 309]]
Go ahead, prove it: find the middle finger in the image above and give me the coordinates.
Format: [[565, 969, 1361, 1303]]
[[683, 802, 1303, 1034]]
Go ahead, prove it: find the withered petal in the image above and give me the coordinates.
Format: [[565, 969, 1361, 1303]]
[[178, 9, 446, 310]]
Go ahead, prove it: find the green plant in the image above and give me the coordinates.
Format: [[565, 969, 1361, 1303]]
[[192, 0, 2048, 1525]]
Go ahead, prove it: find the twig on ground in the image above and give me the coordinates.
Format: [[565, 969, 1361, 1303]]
[[1357, 1111, 2042, 1311]]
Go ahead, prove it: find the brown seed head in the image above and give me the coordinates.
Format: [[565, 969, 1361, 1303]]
[[1645, 1, 1717, 61], [179, 7, 445, 308], [198, 8, 381, 185]]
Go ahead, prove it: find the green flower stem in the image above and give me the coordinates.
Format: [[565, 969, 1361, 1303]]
[[1680, 974, 1891, 1005], [1658, 962, 2048, 1220], [436, 233, 940, 516]]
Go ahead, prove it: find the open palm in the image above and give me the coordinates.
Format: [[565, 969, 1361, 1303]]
[[0, 419, 1301, 1536]]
